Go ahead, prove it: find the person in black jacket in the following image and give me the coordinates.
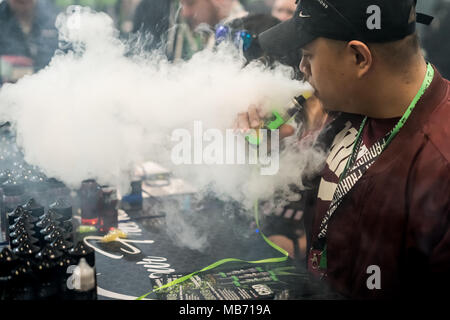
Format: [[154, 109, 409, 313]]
[[422, 0, 450, 79], [131, 0, 172, 51], [219, 13, 281, 63], [0, 0, 59, 76]]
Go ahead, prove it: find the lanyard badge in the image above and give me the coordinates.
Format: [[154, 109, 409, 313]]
[[309, 63, 435, 276], [308, 247, 327, 279]]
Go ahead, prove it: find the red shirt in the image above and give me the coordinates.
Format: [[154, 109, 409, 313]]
[[308, 67, 450, 299]]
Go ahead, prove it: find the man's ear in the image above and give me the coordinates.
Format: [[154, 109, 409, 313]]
[[347, 40, 372, 78]]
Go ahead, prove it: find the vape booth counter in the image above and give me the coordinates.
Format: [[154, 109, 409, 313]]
[[0, 161, 339, 300]]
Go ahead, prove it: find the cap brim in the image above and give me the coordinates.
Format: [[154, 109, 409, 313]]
[[258, 18, 317, 67]]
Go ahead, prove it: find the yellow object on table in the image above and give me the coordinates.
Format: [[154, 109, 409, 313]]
[[100, 228, 128, 243]]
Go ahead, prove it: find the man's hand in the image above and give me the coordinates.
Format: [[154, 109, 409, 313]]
[[233, 104, 295, 140]]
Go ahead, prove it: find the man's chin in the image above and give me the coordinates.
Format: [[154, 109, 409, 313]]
[[320, 100, 341, 113], [313, 92, 352, 115]]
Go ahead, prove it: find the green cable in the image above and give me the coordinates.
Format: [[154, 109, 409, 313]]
[[136, 199, 289, 300]]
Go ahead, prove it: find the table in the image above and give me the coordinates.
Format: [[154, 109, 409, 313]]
[[89, 197, 340, 300]]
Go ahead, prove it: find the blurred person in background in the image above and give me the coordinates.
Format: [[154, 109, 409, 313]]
[[130, 0, 248, 60], [52, 0, 140, 34], [166, 0, 248, 60], [422, 0, 450, 78], [271, 0, 295, 21], [181, 0, 247, 30], [415, 0, 438, 37], [131, 0, 171, 51], [216, 13, 280, 62], [0, 0, 59, 85], [242, 0, 273, 15], [116, 0, 141, 33]]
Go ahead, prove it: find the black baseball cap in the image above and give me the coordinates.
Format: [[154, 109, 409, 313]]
[[259, 0, 434, 66]]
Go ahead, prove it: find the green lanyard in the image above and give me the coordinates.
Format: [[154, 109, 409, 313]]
[[136, 200, 288, 300], [319, 63, 434, 272], [341, 63, 434, 183]]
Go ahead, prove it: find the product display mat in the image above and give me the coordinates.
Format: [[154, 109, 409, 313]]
[[88, 199, 339, 300]]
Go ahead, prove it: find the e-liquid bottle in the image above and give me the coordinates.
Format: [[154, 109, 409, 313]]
[[98, 186, 118, 234], [79, 179, 102, 227], [9, 225, 35, 242], [33, 257, 58, 300], [10, 232, 39, 250], [8, 215, 33, 231], [8, 216, 35, 245], [49, 198, 73, 222], [9, 263, 36, 300], [46, 178, 71, 207], [68, 240, 95, 268], [35, 245, 65, 299], [49, 199, 74, 241], [22, 198, 45, 219], [7, 205, 26, 226], [2, 178, 26, 242], [39, 222, 60, 243], [50, 236, 73, 252], [24, 171, 48, 209], [121, 180, 143, 210], [0, 170, 9, 244], [12, 239, 40, 258], [37, 209, 63, 225], [0, 247, 19, 300], [58, 252, 75, 300], [70, 258, 97, 300], [14, 210, 38, 225], [0, 188, 4, 245]]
